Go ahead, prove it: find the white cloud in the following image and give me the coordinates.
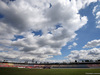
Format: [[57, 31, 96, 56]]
[[92, 2, 100, 28], [73, 42, 77, 46], [96, 21, 100, 28], [92, 5, 98, 15], [96, 25, 100, 28], [66, 48, 100, 62], [0, 0, 97, 62], [96, 11, 100, 28], [68, 42, 77, 49], [83, 39, 100, 48], [96, 11, 100, 19], [75, 0, 97, 10]]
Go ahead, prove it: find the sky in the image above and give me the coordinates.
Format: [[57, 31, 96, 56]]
[[0, 0, 100, 63]]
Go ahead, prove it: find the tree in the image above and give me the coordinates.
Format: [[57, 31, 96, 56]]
[[25, 60, 28, 64], [75, 60, 77, 63], [85, 60, 89, 62], [32, 59, 34, 63], [82, 60, 84, 62], [35, 61, 37, 64]]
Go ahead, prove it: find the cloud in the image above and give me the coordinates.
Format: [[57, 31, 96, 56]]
[[83, 39, 100, 48], [0, 0, 97, 62], [68, 42, 77, 49], [0, 50, 19, 60], [92, 5, 98, 15], [0, 22, 17, 39], [96, 11, 100, 28], [92, 2, 100, 28], [75, 0, 97, 10], [65, 48, 100, 62]]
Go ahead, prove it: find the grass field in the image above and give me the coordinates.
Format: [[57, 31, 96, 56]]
[[0, 68, 100, 75]]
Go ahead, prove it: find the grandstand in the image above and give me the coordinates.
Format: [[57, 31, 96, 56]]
[[0, 62, 100, 69]]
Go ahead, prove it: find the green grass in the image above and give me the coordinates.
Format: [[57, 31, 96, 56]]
[[0, 67, 100, 75]]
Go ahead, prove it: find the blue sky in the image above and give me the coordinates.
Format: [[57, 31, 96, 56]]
[[0, 0, 100, 62]]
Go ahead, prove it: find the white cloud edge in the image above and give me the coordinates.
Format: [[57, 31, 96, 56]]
[[83, 39, 100, 48]]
